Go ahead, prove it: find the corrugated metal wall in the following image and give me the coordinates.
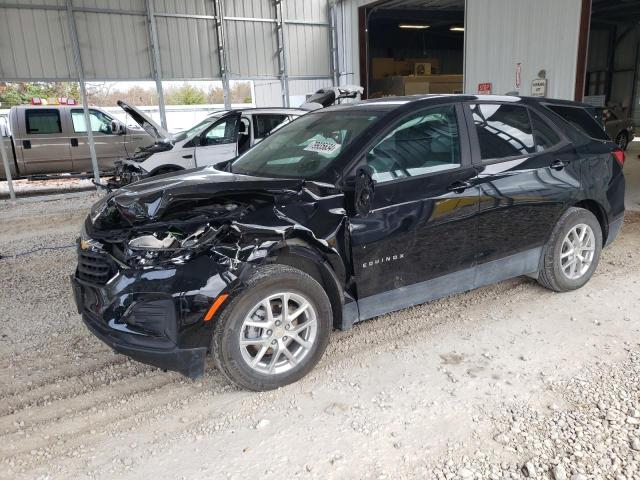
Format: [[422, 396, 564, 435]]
[[464, 0, 582, 99], [0, 0, 335, 105], [337, 0, 583, 101]]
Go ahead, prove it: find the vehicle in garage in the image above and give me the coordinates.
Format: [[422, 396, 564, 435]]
[[0, 104, 152, 180], [72, 94, 625, 391], [602, 106, 635, 150]]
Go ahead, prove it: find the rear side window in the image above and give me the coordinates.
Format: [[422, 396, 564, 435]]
[[470, 103, 535, 160], [253, 114, 289, 139], [530, 110, 562, 151], [25, 109, 62, 134], [545, 105, 609, 141]]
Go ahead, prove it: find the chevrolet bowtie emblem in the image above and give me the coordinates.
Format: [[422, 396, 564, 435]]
[[80, 239, 90, 250]]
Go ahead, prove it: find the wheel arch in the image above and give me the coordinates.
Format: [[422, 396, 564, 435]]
[[268, 242, 346, 330], [573, 199, 608, 243]]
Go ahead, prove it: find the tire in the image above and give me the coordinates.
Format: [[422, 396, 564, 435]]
[[615, 132, 628, 151], [212, 264, 332, 391], [537, 207, 603, 292]]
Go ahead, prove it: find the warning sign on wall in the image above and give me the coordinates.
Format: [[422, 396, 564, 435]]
[[531, 78, 548, 97], [478, 83, 492, 95]]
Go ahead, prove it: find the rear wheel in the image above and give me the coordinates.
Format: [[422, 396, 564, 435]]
[[212, 264, 332, 391], [537, 207, 602, 292]]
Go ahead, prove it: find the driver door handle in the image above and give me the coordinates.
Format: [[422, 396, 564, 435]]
[[182, 154, 193, 159], [447, 180, 472, 193]]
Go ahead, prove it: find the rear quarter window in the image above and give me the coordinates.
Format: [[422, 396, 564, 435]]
[[25, 109, 62, 134], [544, 105, 609, 141]]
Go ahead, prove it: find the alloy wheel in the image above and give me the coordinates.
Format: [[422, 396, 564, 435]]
[[560, 223, 596, 280], [239, 292, 318, 375]]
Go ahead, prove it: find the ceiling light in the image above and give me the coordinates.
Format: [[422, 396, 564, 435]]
[[399, 24, 430, 29], [450, 26, 464, 32]]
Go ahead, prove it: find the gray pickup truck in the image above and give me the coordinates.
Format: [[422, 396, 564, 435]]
[[1, 104, 152, 180]]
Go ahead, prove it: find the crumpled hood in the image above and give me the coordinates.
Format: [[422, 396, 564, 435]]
[[91, 166, 303, 230]]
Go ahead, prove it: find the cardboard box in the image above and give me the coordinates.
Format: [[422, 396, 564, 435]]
[[371, 57, 441, 79], [414, 62, 432, 76], [371, 58, 396, 79], [373, 75, 463, 96]]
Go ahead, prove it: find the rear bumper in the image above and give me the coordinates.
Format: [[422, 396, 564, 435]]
[[605, 214, 624, 247]]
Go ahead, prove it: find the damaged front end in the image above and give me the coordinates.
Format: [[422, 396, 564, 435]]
[[73, 168, 352, 378], [108, 141, 174, 190]]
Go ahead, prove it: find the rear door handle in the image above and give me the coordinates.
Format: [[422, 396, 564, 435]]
[[550, 159, 568, 171], [70, 138, 79, 147], [447, 180, 472, 193], [23, 140, 31, 149], [182, 154, 193, 159]]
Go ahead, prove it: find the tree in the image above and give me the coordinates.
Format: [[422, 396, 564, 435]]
[[165, 84, 206, 105], [0, 82, 80, 107]]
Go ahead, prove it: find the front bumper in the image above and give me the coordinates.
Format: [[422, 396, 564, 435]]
[[107, 160, 149, 190], [71, 252, 234, 378], [81, 306, 207, 378]]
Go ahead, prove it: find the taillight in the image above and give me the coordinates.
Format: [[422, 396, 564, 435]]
[[612, 148, 625, 167]]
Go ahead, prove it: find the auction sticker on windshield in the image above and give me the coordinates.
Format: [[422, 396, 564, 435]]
[[303, 140, 341, 155]]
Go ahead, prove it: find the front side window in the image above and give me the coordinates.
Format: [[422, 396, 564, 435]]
[[471, 103, 535, 160], [25, 109, 61, 134], [232, 111, 381, 179], [253, 114, 289, 139], [366, 105, 461, 183], [202, 116, 237, 146], [71, 109, 113, 134]]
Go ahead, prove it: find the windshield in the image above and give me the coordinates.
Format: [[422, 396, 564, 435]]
[[231, 111, 381, 178], [170, 114, 222, 143]]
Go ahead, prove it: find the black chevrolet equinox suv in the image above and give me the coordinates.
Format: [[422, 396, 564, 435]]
[[72, 95, 625, 390]]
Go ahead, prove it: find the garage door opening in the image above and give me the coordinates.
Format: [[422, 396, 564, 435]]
[[580, 0, 640, 150], [358, 0, 465, 99]]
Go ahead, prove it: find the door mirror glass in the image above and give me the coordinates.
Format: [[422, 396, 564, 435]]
[[354, 165, 375, 217], [111, 119, 126, 135]]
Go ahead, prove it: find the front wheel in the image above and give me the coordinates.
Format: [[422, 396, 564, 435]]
[[212, 264, 332, 391], [537, 207, 603, 292]]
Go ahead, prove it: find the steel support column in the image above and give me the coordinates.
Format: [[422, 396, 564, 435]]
[[0, 122, 16, 201], [146, 0, 167, 130], [66, 0, 101, 188], [329, 3, 339, 87], [214, 0, 231, 109], [274, 0, 290, 107]]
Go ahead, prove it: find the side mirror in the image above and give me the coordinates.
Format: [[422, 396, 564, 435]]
[[354, 165, 375, 217], [111, 119, 126, 135]]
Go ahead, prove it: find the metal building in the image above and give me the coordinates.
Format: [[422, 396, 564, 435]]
[[2, 0, 640, 200], [0, 0, 339, 197]]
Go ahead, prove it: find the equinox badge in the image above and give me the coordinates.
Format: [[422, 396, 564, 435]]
[[362, 253, 405, 269]]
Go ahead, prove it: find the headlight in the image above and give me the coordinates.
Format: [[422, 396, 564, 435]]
[[126, 225, 219, 266]]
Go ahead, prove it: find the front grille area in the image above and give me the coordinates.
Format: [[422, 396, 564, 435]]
[[77, 248, 118, 284]]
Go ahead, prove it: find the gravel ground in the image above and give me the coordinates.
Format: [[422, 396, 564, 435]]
[[1, 188, 639, 479]]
